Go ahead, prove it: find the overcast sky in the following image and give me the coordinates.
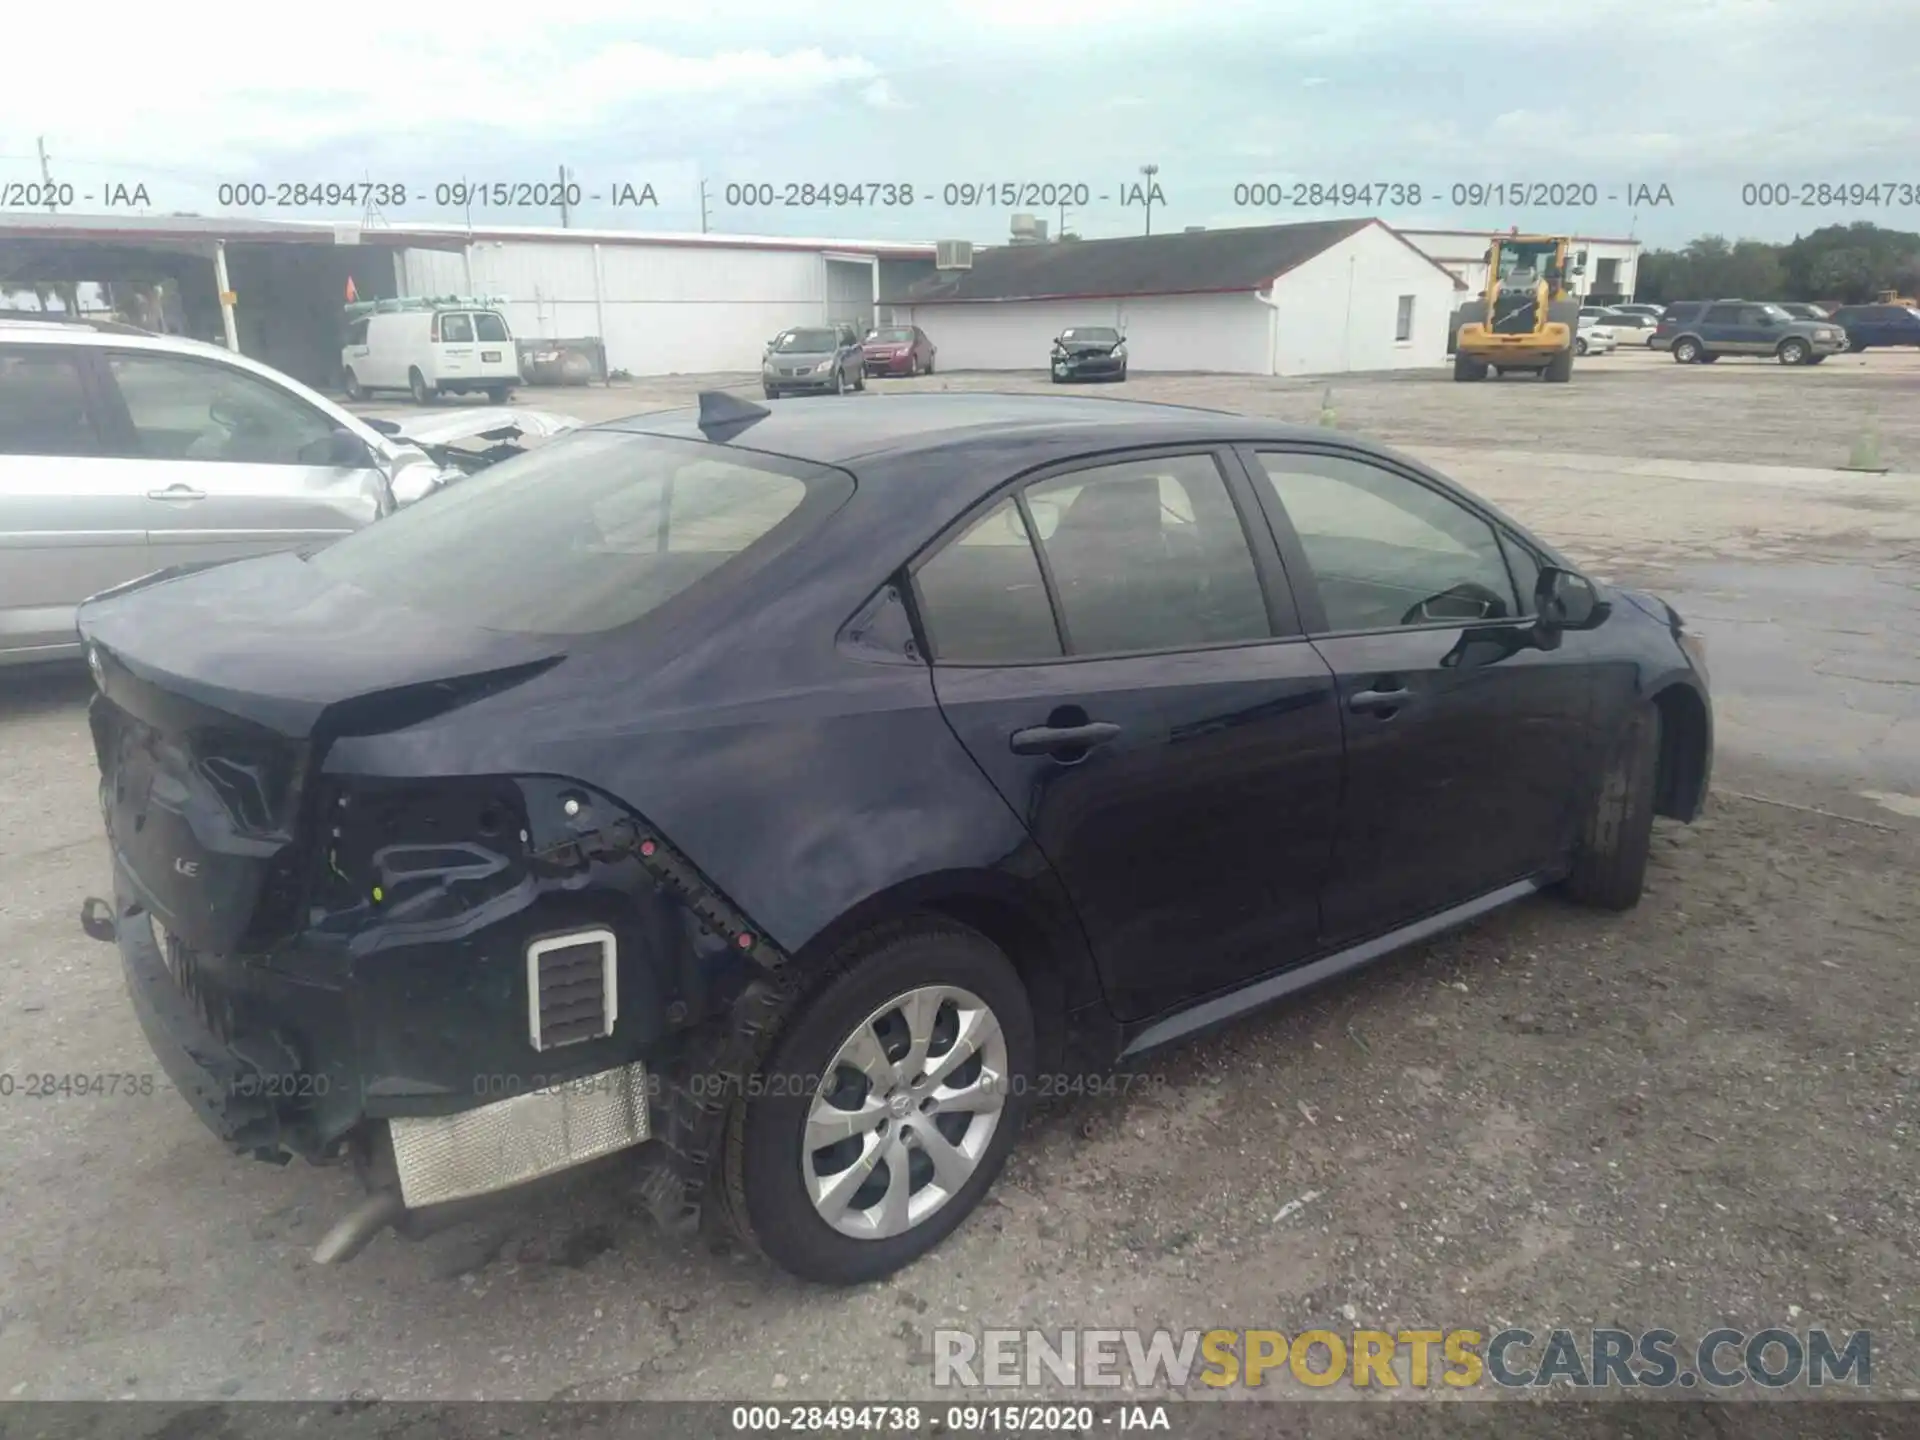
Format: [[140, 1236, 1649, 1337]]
[[5, 0, 1917, 248]]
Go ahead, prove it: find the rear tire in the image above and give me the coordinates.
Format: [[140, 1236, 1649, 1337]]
[[1544, 348, 1573, 382], [854, 366, 866, 391], [342, 368, 364, 402], [719, 919, 1035, 1285], [1453, 354, 1488, 381], [1671, 337, 1701, 364], [1575, 336, 1589, 357], [409, 368, 434, 405], [485, 384, 512, 403], [926, 356, 935, 374], [1561, 706, 1661, 911]]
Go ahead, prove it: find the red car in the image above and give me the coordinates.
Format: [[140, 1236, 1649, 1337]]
[[862, 324, 937, 377]]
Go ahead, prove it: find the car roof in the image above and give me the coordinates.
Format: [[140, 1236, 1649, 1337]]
[[600, 391, 1325, 466]]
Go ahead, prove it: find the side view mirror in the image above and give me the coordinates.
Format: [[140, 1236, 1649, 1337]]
[[1535, 566, 1609, 633]]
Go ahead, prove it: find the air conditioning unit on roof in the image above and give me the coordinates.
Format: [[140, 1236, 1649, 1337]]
[[935, 239, 974, 270]]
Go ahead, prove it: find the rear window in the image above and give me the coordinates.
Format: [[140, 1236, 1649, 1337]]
[[473, 312, 510, 342], [439, 313, 475, 343], [308, 431, 850, 635]]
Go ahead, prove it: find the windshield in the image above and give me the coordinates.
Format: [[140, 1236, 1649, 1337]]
[[775, 329, 839, 353], [868, 329, 915, 343], [1061, 327, 1119, 343], [308, 432, 846, 634], [1496, 244, 1560, 278]]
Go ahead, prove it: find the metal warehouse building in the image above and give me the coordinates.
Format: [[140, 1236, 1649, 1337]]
[[1, 212, 935, 387], [382, 225, 937, 377], [881, 218, 1464, 377]]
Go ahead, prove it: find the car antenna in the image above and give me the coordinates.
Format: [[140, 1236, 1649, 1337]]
[[696, 390, 771, 441]]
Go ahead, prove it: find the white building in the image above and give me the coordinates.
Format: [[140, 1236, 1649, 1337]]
[[883, 219, 1463, 377], [379, 225, 937, 376], [1397, 229, 1643, 304]]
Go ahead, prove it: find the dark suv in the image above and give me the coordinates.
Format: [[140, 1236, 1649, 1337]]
[[1654, 300, 1847, 365], [1830, 304, 1920, 352]]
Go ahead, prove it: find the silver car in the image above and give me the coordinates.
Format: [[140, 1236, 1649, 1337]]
[[0, 317, 446, 667], [762, 324, 866, 399]]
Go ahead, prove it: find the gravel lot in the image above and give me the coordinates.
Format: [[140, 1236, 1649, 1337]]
[[2, 349, 1916, 1411]]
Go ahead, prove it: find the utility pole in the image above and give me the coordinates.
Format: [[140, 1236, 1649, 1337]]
[[37, 136, 56, 212], [558, 164, 572, 229], [1139, 162, 1159, 236], [700, 177, 712, 234]]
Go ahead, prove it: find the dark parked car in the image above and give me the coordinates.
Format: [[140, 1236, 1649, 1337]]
[[763, 324, 865, 398], [76, 392, 1712, 1286], [1654, 300, 1846, 364], [1830, 304, 1920, 351], [1050, 326, 1127, 382], [862, 325, 937, 378]]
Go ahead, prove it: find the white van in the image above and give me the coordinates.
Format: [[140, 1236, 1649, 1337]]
[[341, 301, 518, 405]]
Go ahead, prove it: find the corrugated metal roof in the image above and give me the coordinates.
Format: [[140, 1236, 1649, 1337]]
[[900, 219, 1465, 303], [374, 222, 938, 258], [0, 211, 935, 257]]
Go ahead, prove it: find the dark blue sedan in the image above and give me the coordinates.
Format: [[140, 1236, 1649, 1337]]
[[74, 391, 1712, 1286]]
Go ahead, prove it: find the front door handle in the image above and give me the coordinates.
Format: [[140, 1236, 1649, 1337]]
[[1010, 721, 1122, 756], [147, 485, 206, 501], [1348, 688, 1413, 714]]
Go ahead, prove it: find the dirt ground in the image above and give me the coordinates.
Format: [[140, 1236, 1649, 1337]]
[[1, 349, 1916, 1415]]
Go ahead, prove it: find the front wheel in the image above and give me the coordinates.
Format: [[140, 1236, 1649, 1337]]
[[833, 367, 847, 396], [907, 355, 920, 377], [1777, 338, 1810, 366], [1544, 348, 1573, 382], [1561, 706, 1661, 911], [854, 366, 866, 391], [342, 368, 365, 402], [485, 384, 512, 403], [719, 920, 1035, 1285], [1575, 337, 1589, 356], [408, 368, 434, 405]]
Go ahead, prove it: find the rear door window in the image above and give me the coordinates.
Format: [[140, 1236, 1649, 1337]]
[[1703, 305, 1742, 325], [439, 313, 475, 344], [472, 312, 510, 343], [0, 347, 106, 457], [1023, 453, 1271, 655]]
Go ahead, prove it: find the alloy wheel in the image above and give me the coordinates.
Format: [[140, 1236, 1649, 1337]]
[[802, 985, 1008, 1240]]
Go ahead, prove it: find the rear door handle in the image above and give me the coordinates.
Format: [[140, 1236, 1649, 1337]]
[[1010, 721, 1122, 756], [1348, 688, 1413, 714], [147, 485, 206, 501]]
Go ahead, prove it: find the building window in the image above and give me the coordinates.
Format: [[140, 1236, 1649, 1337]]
[[1395, 295, 1415, 342]]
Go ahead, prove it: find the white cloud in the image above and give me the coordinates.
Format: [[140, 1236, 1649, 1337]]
[[861, 79, 909, 110]]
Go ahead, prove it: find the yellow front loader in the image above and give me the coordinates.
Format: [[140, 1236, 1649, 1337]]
[[1453, 232, 1584, 382]]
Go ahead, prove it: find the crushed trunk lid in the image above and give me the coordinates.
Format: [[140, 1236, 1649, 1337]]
[[79, 552, 565, 953]]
